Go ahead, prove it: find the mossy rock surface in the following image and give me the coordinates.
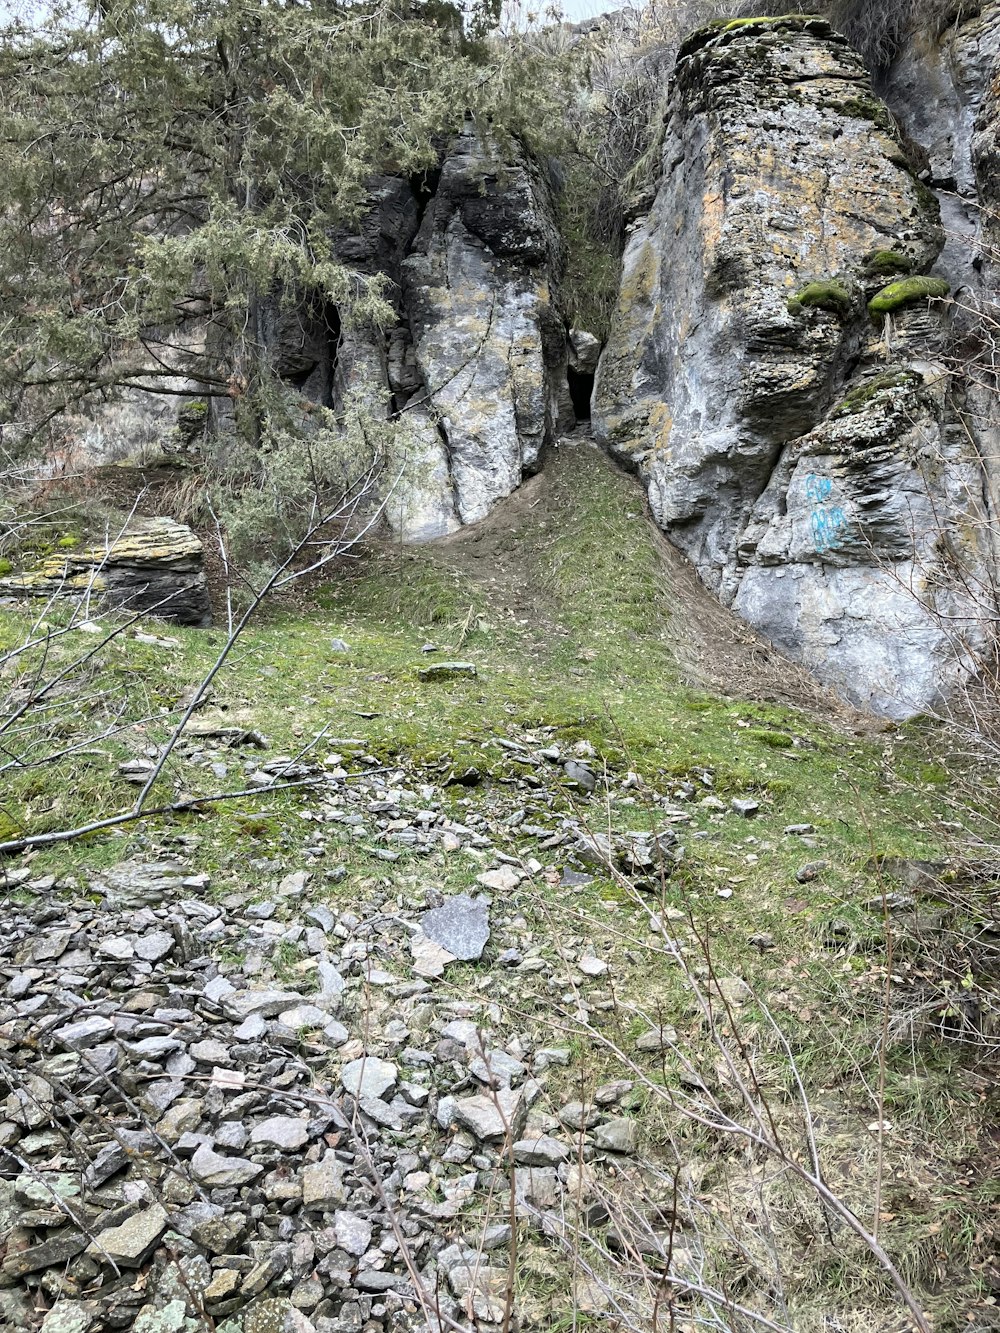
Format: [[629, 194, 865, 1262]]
[[678, 13, 829, 59], [868, 276, 950, 316], [863, 250, 914, 277], [787, 280, 852, 317], [834, 369, 922, 416]]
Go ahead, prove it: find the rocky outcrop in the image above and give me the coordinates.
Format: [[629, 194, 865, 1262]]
[[593, 14, 998, 718], [301, 127, 567, 543], [0, 518, 211, 626], [396, 125, 565, 536], [74, 138, 568, 548]]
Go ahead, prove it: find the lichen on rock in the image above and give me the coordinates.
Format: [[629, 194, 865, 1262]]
[[0, 517, 211, 625]]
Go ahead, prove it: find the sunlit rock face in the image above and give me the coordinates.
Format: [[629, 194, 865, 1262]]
[[399, 124, 565, 535]]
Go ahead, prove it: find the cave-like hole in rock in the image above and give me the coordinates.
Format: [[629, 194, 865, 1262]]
[[568, 367, 594, 420]]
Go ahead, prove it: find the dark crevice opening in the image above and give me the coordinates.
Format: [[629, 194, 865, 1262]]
[[568, 367, 594, 420], [411, 168, 441, 230]]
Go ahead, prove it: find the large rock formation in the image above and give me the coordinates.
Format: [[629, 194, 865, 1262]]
[[51, 133, 569, 549], [593, 14, 998, 718], [399, 125, 564, 534], [0, 518, 211, 626], [301, 126, 566, 543]]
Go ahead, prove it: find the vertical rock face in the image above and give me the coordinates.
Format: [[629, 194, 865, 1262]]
[[399, 124, 564, 534], [282, 127, 568, 544], [593, 14, 997, 718], [881, 3, 1000, 290], [881, 0, 1000, 609]]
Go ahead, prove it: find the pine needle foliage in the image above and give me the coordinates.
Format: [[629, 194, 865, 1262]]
[[0, 0, 538, 458]]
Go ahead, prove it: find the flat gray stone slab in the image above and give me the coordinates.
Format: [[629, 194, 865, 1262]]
[[189, 1144, 262, 1188], [420, 893, 490, 962], [340, 1056, 398, 1101], [453, 1089, 527, 1142], [417, 661, 477, 682], [88, 1203, 167, 1267], [249, 1115, 309, 1151]]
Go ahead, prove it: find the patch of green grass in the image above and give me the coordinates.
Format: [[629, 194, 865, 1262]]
[[3, 436, 997, 1329]]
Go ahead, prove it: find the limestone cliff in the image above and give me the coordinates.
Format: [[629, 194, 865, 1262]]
[[311, 124, 566, 543], [593, 13, 1000, 719], [31, 11, 1000, 721]]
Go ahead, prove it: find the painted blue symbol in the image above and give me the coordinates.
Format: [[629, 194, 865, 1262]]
[[804, 475, 848, 553]]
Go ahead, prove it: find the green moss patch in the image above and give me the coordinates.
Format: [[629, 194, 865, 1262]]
[[787, 279, 852, 317], [863, 249, 914, 277], [868, 276, 950, 316]]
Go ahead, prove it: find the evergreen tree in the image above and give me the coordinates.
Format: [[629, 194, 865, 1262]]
[[0, 0, 522, 458]]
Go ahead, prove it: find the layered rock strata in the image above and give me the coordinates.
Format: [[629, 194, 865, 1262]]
[[0, 518, 211, 626], [593, 14, 998, 718]]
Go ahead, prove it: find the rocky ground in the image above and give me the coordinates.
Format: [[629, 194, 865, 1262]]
[[2, 444, 997, 1333], [1, 732, 734, 1333]]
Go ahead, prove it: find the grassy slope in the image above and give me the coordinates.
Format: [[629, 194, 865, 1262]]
[[1, 440, 996, 1328]]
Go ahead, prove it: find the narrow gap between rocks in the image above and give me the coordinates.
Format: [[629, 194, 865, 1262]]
[[567, 368, 593, 421]]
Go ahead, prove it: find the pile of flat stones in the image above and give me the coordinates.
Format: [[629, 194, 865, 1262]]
[[0, 730, 768, 1332], [0, 852, 654, 1333]]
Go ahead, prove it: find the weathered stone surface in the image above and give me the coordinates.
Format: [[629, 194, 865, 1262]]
[[301, 1151, 347, 1210], [731, 366, 992, 716], [883, 3, 1000, 292], [452, 1089, 527, 1142], [0, 518, 210, 626], [340, 1056, 397, 1101], [417, 661, 477, 682], [399, 120, 564, 534], [189, 1145, 262, 1188], [249, 1116, 310, 1152], [243, 1297, 317, 1333], [593, 15, 995, 718], [88, 1204, 168, 1267], [419, 893, 490, 962], [512, 1135, 568, 1166], [223, 989, 303, 1022], [592, 1117, 638, 1154], [38, 1304, 95, 1333], [333, 1210, 373, 1257]]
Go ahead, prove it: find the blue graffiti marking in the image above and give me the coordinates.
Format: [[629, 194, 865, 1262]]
[[804, 473, 833, 504], [804, 474, 848, 553], [810, 503, 849, 554]]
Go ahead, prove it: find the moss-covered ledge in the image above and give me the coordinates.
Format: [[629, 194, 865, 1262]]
[[868, 276, 950, 316], [677, 13, 831, 61]]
